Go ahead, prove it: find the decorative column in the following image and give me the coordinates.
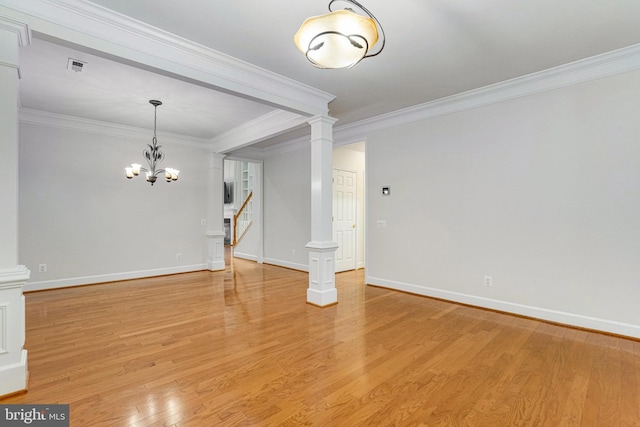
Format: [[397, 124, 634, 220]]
[[206, 152, 226, 271], [0, 16, 30, 396], [306, 116, 339, 306]]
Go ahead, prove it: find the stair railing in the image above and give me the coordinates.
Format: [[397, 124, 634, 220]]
[[233, 191, 253, 245]]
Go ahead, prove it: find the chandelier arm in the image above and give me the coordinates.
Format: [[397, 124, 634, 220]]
[[327, 0, 385, 58], [142, 148, 157, 174], [124, 100, 179, 186]]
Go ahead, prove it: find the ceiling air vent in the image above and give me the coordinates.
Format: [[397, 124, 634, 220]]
[[67, 58, 87, 72]]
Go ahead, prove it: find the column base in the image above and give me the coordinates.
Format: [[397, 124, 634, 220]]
[[0, 265, 30, 397], [306, 241, 338, 307], [0, 350, 27, 397], [307, 288, 338, 307], [206, 232, 226, 271]]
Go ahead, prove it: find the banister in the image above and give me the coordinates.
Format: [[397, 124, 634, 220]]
[[233, 191, 253, 245]]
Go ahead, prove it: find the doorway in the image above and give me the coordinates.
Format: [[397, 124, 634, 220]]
[[333, 141, 366, 273]]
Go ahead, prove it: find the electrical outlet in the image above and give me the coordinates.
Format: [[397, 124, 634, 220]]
[[484, 276, 492, 287], [291, 249, 296, 256], [39, 264, 47, 273], [176, 253, 182, 261]]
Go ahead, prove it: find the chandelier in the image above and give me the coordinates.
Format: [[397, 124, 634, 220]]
[[294, 0, 385, 69], [124, 100, 179, 186]]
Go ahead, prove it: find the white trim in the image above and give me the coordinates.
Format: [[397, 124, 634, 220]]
[[232, 252, 257, 262], [19, 108, 210, 149], [0, 266, 30, 289], [305, 241, 339, 251], [367, 276, 640, 339], [334, 42, 640, 145], [0, 60, 20, 78], [206, 231, 226, 238], [0, 0, 334, 117], [0, 349, 27, 396], [257, 41, 640, 157], [24, 264, 206, 292], [307, 288, 337, 307], [206, 261, 225, 271], [0, 304, 6, 355], [263, 258, 308, 272], [0, 14, 31, 47]]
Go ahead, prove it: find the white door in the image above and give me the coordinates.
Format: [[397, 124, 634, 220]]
[[333, 169, 357, 272]]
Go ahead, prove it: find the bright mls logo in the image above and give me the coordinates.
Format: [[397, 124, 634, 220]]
[[0, 405, 69, 426]]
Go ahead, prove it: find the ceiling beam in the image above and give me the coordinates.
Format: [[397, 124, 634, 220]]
[[211, 110, 310, 154], [0, 0, 335, 118]]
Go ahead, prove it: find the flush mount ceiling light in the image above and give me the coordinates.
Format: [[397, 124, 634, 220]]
[[294, 0, 385, 69], [124, 100, 179, 186]]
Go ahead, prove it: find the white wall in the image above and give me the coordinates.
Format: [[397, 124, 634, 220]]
[[263, 146, 311, 271], [19, 122, 210, 290], [366, 69, 640, 337], [333, 143, 366, 269]]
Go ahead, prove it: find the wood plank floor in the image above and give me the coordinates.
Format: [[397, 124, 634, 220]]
[[2, 255, 640, 426]]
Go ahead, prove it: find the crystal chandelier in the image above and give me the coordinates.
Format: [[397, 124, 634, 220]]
[[124, 100, 179, 186]]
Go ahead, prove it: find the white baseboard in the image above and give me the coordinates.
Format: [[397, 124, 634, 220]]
[[232, 252, 257, 262], [24, 264, 207, 292], [366, 276, 640, 339], [263, 258, 308, 272]]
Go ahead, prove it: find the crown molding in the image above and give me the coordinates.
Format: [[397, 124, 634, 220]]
[[9, 1, 640, 159], [0, 14, 31, 47], [256, 42, 640, 157], [333, 42, 640, 144], [20, 108, 210, 149], [0, 0, 334, 117], [0, 15, 31, 77]]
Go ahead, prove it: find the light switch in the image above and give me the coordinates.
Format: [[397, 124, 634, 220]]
[[377, 220, 387, 229]]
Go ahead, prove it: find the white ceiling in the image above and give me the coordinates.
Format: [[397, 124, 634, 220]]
[[19, 38, 276, 140], [14, 0, 640, 149]]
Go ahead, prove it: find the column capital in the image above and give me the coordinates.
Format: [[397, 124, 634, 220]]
[[308, 115, 338, 126], [206, 231, 226, 238], [306, 241, 339, 251], [0, 265, 30, 289]]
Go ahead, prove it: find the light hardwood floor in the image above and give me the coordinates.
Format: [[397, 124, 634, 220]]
[[2, 254, 639, 426]]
